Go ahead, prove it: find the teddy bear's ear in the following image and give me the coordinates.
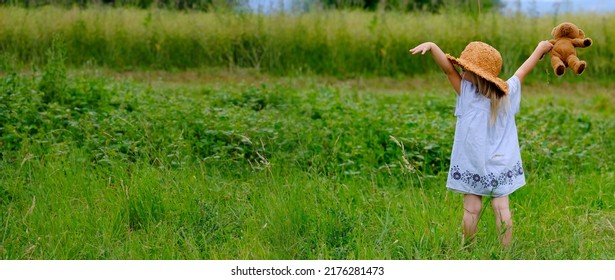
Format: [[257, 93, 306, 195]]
[[578, 29, 586, 38], [551, 27, 558, 37]]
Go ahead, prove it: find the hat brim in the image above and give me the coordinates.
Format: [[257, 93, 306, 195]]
[[446, 54, 508, 95]]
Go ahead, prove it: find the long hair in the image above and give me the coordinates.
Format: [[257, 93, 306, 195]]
[[464, 71, 508, 125]]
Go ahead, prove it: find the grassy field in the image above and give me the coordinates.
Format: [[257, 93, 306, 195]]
[[0, 7, 614, 260], [1, 54, 613, 259]]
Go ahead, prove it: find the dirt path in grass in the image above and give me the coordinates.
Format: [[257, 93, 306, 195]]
[[93, 68, 611, 91]]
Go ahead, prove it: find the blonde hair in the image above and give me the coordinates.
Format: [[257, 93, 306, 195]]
[[464, 71, 508, 124]]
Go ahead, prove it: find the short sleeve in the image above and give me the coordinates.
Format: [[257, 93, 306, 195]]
[[507, 76, 521, 114], [455, 79, 475, 117]]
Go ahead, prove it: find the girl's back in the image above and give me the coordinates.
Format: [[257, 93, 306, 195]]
[[448, 75, 525, 197]]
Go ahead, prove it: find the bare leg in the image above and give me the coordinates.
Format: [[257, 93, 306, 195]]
[[462, 194, 483, 247], [492, 196, 513, 248]]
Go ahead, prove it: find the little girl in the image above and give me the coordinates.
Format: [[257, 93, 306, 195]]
[[409, 40, 553, 247]]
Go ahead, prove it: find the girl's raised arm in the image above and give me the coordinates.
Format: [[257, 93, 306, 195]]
[[410, 42, 461, 95], [514, 41, 553, 83]]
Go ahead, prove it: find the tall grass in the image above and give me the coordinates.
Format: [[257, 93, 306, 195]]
[[1, 6, 614, 81]]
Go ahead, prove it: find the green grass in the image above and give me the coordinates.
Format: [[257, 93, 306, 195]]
[[4, 150, 612, 260], [1, 62, 613, 259], [1, 6, 615, 82], [2, 155, 614, 259]]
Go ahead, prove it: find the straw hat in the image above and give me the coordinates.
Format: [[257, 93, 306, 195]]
[[446, 41, 508, 94]]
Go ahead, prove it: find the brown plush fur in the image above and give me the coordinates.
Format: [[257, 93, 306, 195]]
[[548, 22, 592, 76]]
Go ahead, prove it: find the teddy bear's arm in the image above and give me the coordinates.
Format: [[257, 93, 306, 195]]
[[548, 39, 557, 45], [572, 37, 592, 48]]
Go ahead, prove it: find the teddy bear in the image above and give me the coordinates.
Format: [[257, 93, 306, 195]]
[[548, 22, 592, 76]]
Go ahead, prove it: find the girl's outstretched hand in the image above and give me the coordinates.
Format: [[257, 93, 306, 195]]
[[537, 40, 554, 60], [537, 40, 554, 54], [408, 42, 461, 94], [516, 40, 555, 82], [409, 42, 435, 55]]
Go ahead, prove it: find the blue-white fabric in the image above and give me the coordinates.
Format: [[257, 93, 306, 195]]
[[446, 75, 525, 197]]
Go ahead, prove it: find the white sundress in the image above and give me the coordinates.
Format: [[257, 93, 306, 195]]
[[446, 75, 526, 197]]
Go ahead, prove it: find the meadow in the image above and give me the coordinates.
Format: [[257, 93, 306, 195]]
[[0, 6, 614, 259]]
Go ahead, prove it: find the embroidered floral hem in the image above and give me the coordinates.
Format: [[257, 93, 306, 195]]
[[449, 161, 524, 190]]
